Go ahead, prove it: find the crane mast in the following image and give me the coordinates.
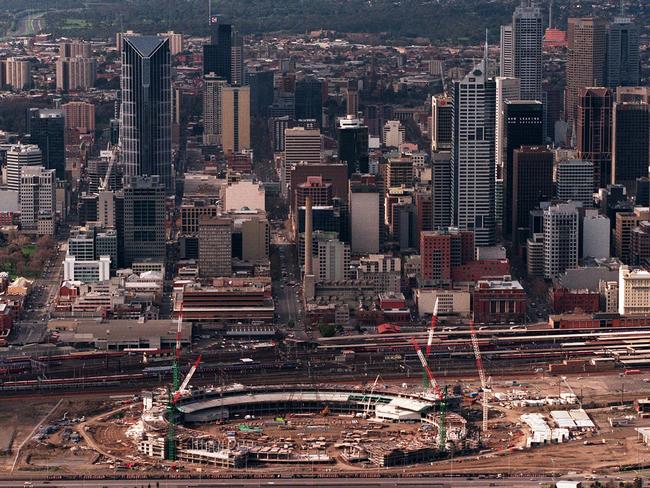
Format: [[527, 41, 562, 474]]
[[469, 320, 489, 432]]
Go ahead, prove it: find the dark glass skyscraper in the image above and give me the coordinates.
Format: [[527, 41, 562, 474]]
[[120, 36, 172, 192], [337, 116, 369, 177], [295, 78, 323, 125], [203, 19, 232, 82], [502, 100, 544, 237], [577, 87, 612, 189], [606, 15, 640, 88], [123, 175, 166, 266], [29, 108, 65, 180], [248, 70, 274, 117], [613, 99, 650, 193]]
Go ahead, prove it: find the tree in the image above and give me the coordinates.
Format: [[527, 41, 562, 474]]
[[318, 322, 336, 338]]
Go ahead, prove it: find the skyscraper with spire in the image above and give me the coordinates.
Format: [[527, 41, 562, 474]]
[[451, 35, 497, 246]]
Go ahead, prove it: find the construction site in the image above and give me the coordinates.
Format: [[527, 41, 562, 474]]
[[3, 308, 650, 483]]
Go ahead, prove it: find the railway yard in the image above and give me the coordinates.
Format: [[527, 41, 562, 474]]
[[3, 326, 650, 483]]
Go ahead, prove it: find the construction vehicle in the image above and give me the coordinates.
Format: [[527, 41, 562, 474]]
[[438, 385, 448, 451], [426, 298, 439, 358], [410, 338, 443, 400], [320, 405, 330, 417]]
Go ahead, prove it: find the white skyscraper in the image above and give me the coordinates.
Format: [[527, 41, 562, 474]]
[[6, 144, 42, 193], [512, 0, 543, 100], [451, 53, 497, 246], [557, 159, 594, 208], [19, 165, 56, 235], [383, 120, 405, 148], [543, 203, 579, 279]]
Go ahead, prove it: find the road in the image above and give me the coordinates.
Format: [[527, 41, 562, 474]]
[[10, 236, 66, 345], [272, 226, 303, 327], [0, 476, 599, 487]]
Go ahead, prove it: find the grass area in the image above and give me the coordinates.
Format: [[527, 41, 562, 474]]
[[20, 244, 36, 258], [62, 18, 89, 28]]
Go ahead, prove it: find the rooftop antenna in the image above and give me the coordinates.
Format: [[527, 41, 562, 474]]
[[208, 0, 211, 23], [549, 0, 553, 29], [484, 28, 489, 68], [620, 0, 625, 16]]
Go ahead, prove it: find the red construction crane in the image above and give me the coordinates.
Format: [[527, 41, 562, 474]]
[[410, 337, 443, 400], [173, 354, 202, 403], [469, 320, 490, 432], [426, 298, 439, 357]]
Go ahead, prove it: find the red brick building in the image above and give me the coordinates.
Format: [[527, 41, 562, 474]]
[[473, 277, 527, 324], [451, 259, 511, 283], [420, 228, 474, 283], [551, 288, 601, 314]]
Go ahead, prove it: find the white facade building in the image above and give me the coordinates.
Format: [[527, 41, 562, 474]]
[[19, 165, 56, 234], [543, 203, 579, 279], [451, 56, 497, 246], [382, 120, 405, 148], [6, 144, 42, 192], [619, 266, 650, 316], [64, 255, 111, 283], [557, 159, 594, 208], [495, 77, 521, 173], [313, 238, 351, 282]]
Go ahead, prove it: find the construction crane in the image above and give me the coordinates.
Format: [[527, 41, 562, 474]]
[[173, 355, 202, 403], [469, 320, 490, 432], [426, 298, 439, 358], [410, 338, 442, 400], [364, 374, 381, 418], [438, 385, 448, 451], [411, 338, 447, 451], [165, 305, 184, 460]]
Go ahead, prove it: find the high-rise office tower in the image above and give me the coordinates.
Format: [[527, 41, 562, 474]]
[[221, 85, 250, 154], [248, 70, 274, 117], [499, 25, 514, 77], [202, 73, 228, 145], [6, 144, 42, 192], [120, 36, 172, 192], [230, 30, 245, 86], [432, 151, 452, 229], [337, 116, 369, 176], [612, 94, 650, 193], [346, 80, 359, 117], [512, 0, 543, 100], [295, 78, 323, 125], [502, 100, 544, 236], [451, 55, 497, 246], [349, 175, 381, 254], [511, 146, 553, 243], [203, 18, 232, 81], [495, 77, 521, 175], [557, 159, 595, 207], [576, 87, 612, 189], [282, 127, 322, 197], [198, 216, 232, 278], [431, 95, 453, 152], [56, 56, 96, 91], [19, 166, 56, 235], [122, 175, 166, 266], [29, 108, 65, 180], [543, 203, 579, 279], [606, 14, 639, 88], [566, 18, 607, 124]]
